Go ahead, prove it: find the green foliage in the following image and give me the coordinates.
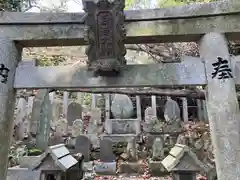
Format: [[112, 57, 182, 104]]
[[83, 93, 92, 106], [0, 0, 39, 11], [28, 148, 42, 156], [8, 145, 28, 165], [37, 54, 67, 67], [125, 0, 217, 9]]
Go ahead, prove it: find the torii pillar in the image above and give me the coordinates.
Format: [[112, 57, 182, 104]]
[[199, 33, 240, 180], [0, 38, 21, 180]]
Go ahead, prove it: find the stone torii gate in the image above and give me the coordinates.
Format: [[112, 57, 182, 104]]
[[1, 0, 240, 179]]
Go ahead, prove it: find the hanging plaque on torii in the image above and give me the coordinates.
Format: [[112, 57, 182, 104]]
[[83, 0, 126, 76]]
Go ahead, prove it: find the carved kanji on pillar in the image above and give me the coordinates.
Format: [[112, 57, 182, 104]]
[[83, 0, 126, 76]]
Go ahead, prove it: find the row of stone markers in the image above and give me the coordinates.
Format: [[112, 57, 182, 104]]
[[12, 89, 214, 178]]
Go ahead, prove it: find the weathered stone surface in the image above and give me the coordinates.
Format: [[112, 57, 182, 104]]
[[55, 118, 68, 136], [17, 119, 30, 140], [199, 33, 240, 180], [67, 102, 82, 126], [0, 1, 236, 24], [148, 159, 167, 176], [111, 94, 134, 119], [35, 90, 52, 151], [0, 38, 21, 180], [83, 0, 126, 74], [72, 119, 83, 137], [14, 57, 206, 89], [119, 162, 144, 174], [19, 156, 41, 168], [30, 90, 48, 135], [75, 135, 91, 162], [86, 134, 100, 149], [101, 134, 139, 143], [94, 162, 116, 175], [89, 108, 102, 125], [51, 98, 62, 122], [152, 137, 164, 161], [7, 169, 41, 180], [83, 161, 94, 172], [100, 139, 115, 162], [48, 135, 65, 146], [145, 135, 165, 149], [2, 1, 240, 46], [105, 119, 140, 135], [14, 97, 27, 126], [126, 137, 137, 161], [164, 97, 180, 123]]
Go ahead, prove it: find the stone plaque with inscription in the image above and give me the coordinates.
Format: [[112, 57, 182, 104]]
[[83, 0, 126, 75]]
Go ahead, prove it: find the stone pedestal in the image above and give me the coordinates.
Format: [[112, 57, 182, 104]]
[[118, 162, 144, 174], [94, 162, 116, 175]]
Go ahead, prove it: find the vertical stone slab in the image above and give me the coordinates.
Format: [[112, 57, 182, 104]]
[[105, 94, 110, 119], [67, 102, 82, 126], [0, 38, 21, 180], [197, 99, 203, 121], [181, 97, 188, 122], [36, 90, 52, 150], [136, 95, 141, 120], [75, 135, 91, 162], [49, 91, 55, 104], [100, 139, 115, 162], [199, 32, 240, 180], [202, 100, 208, 123], [31, 90, 47, 135], [151, 95, 157, 117], [63, 91, 69, 117], [27, 95, 34, 119], [14, 97, 27, 126], [91, 94, 96, 109]]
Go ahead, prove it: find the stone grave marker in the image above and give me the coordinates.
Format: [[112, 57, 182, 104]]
[[26, 95, 34, 119], [18, 119, 30, 140], [31, 90, 47, 135], [67, 102, 82, 126], [164, 97, 181, 123], [15, 97, 27, 126], [75, 135, 91, 162], [144, 106, 155, 123], [126, 137, 137, 161], [51, 99, 62, 122], [72, 119, 84, 137], [111, 94, 134, 119], [111, 119, 139, 134], [152, 137, 164, 161], [35, 90, 52, 150], [90, 108, 102, 125], [100, 139, 115, 162], [55, 118, 68, 136], [144, 107, 159, 132]]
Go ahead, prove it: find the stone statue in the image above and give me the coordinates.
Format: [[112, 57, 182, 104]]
[[176, 134, 188, 145], [152, 137, 164, 161], [72, 119, 84, 137], [126, 137, 137, 161], [164, 97, 180, 123]]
